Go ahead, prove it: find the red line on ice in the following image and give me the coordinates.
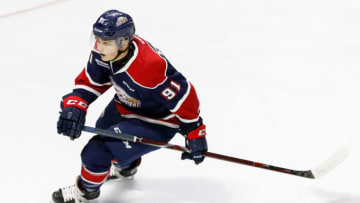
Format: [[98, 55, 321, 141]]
[[0, 0, 68, 19]]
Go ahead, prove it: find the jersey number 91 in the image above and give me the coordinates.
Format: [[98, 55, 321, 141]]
[[161, 80, 181, 100]]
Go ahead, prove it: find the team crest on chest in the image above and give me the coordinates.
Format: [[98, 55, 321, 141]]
[[111, 78, 141, 108]]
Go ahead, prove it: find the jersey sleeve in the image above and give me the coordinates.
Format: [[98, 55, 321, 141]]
[[152, 61, 201, 125], [72, 51, 112, 104]]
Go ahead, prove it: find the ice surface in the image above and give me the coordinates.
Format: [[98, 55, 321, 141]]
[[0, 0, 359, 202]]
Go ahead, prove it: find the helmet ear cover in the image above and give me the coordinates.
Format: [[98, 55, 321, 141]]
[[115, 36, 130, 49]]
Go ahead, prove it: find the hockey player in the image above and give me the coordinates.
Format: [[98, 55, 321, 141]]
[[52, 10, 208, 203]]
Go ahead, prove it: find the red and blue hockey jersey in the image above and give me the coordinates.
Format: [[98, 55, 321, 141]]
[[72, 35, 201, 129]]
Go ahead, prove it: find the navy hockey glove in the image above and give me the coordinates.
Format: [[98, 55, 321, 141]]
[[57, 93, 88, 139], [181, 124, 208, 165]]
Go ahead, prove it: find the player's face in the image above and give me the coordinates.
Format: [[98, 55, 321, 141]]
[[95, 38, 119, 61], [95, 38, 130, 61]]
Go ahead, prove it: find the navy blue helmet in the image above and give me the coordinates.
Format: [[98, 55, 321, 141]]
[[93, 10, 135, 47]]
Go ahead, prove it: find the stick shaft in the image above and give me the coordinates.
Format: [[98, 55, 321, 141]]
[[82, 126, 314, 178]]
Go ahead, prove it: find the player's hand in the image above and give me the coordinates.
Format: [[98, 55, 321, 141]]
[[57, 93, 88, 139], [181, 124, 208, 165]]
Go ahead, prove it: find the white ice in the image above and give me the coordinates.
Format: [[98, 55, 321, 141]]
[[0, 0, 360, 202]]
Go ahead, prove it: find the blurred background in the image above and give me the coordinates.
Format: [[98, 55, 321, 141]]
[[0, 0, 359, 202]]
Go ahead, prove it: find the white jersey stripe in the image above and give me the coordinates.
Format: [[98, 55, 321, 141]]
[[170, 80, 191, 112], [175, 115, 200, 123], [85, 65, 112, 86], [82, 165, 109, 175], [113, 42, 139, 74]]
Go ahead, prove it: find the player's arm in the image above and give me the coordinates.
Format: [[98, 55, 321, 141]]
[[72, 51, 112, 104], [153, 65, 208, 164], [57, 51, 112, 139]]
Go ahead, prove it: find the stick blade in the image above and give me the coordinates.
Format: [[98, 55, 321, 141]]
[[311, 147, 349, 179]]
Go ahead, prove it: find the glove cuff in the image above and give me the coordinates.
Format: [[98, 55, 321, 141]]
[[63, 95, 89, 113], [187, 124, 206, 140]]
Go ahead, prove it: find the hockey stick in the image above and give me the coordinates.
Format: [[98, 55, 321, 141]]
[[82, 126, 348, 179]]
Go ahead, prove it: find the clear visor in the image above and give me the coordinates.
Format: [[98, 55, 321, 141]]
[[89, 32, 127, 50]]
